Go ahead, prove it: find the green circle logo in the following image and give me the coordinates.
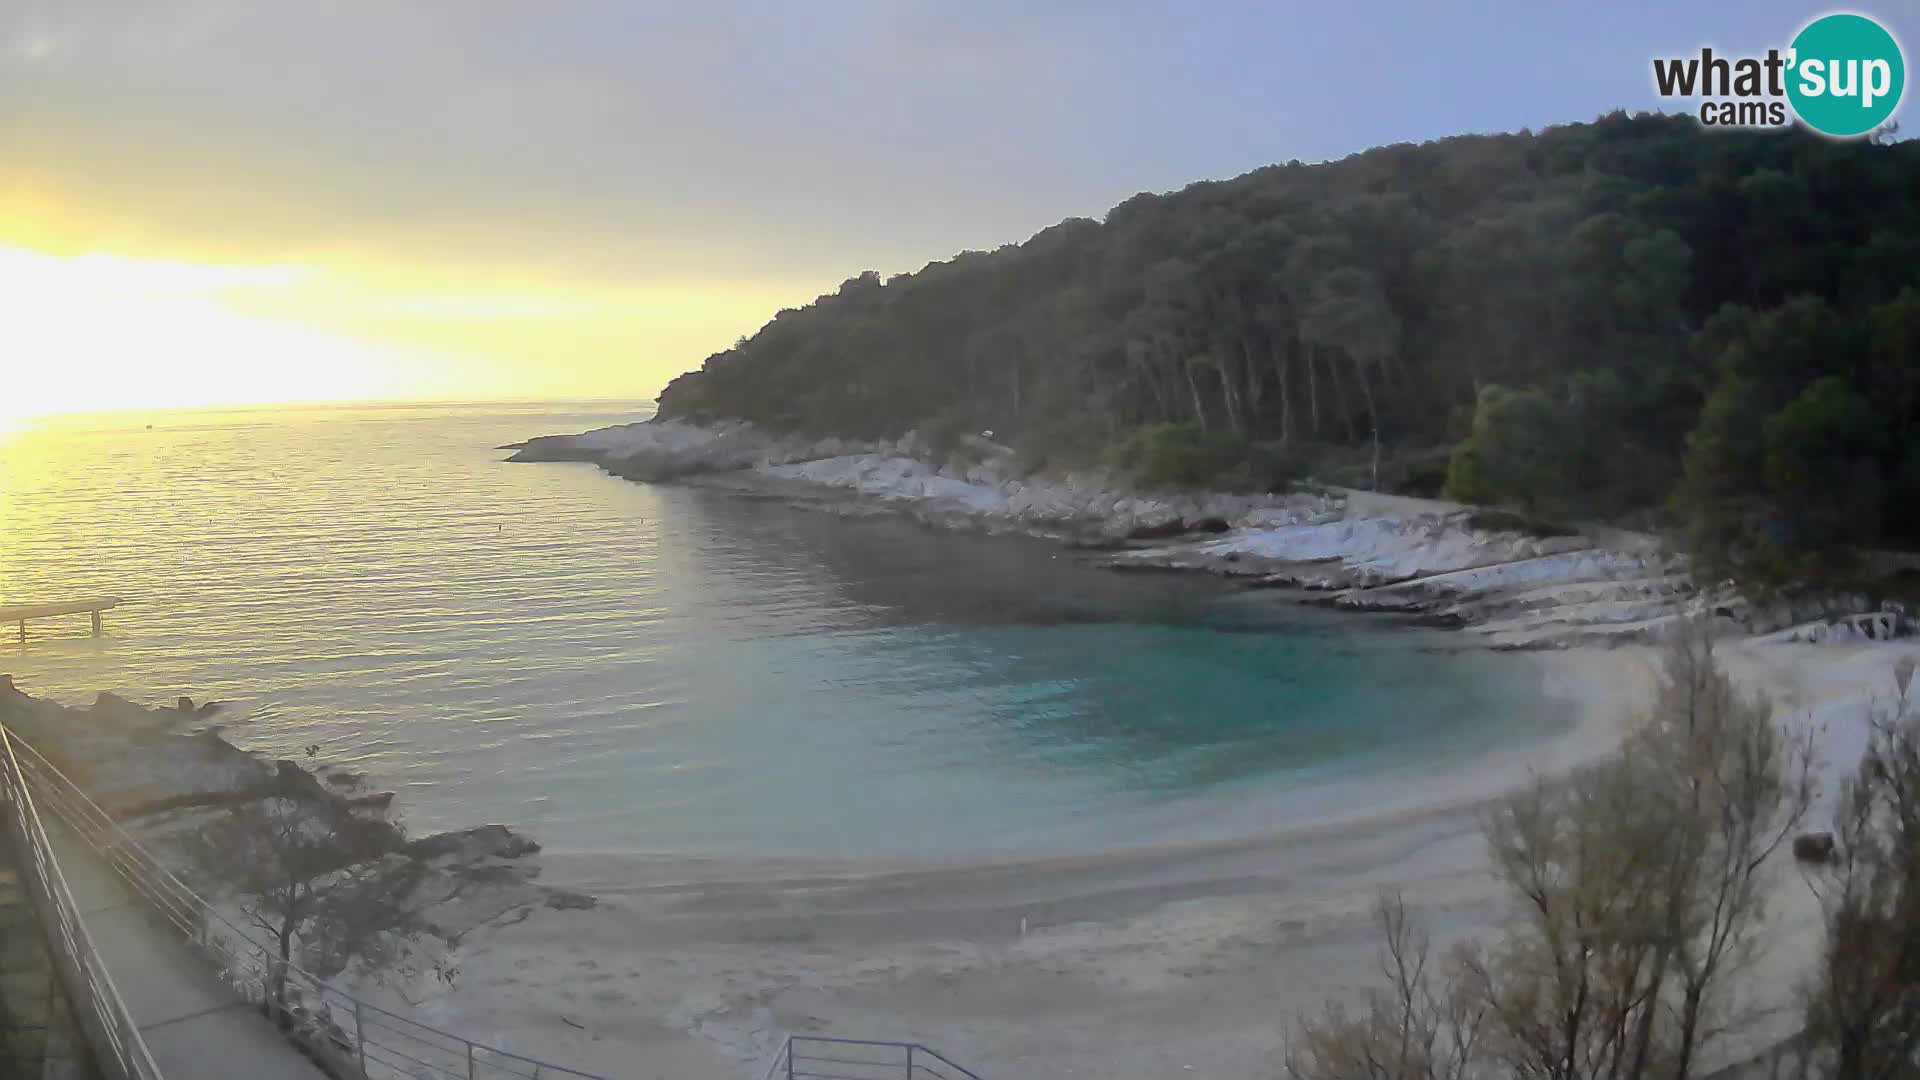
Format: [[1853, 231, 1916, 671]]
[[1787, 13, 1906, 136]]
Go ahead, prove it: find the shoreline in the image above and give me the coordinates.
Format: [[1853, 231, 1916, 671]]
[[448, 638, 1913, 1079], [507, 416, 1908, 652], [0, 634, 1666, 1079], [435, 638, 1916, 1080], [9, 638, 1907, 1078], [489, 415, 1920, 1075], [2, 411, 1911, 1077], [537, 644, 1648, 882]]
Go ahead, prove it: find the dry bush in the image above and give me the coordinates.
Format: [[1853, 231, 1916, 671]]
[[182, 796, 414, 1020], [1285, 893, 1485, 1080], [1801, 658, 1920, 1080], [1287, 619, 1816, 1080]]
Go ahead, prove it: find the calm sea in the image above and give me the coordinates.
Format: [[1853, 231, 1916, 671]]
[[0, 402, 1562, 858]]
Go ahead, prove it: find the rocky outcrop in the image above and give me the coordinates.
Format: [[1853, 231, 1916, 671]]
[[406, 823, 540, 862], [508, 417, 1913, 652], [508, 419, 874, 481], [509, 418, 1320, 543], [1091, 509, 1711, 648], [0, 683, 592, 987], [0, 684, 279, 813], [1752, 608, 1910, 646]]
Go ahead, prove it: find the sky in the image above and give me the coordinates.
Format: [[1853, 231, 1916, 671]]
[[1, 0, 1912, 418]]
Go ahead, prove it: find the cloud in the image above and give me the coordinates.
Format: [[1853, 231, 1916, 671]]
[[11, 0, 1911, 409], [1, 2, 1166, 286]]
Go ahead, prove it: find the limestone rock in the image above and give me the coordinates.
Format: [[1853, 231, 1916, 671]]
[[405, 823, 541, 863]]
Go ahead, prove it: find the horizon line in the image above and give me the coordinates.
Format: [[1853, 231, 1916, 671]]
[[14, 395, 664, 424]]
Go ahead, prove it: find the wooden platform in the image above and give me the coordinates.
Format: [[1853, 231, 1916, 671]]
[[0, 598, 121, 639]]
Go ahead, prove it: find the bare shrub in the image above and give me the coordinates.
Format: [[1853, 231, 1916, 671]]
[[1287, 618, 1815, 1080], [1802, 660, 1920, 1080], [1285, 892, 1485, 1080], [181, 796, 410, 1023]]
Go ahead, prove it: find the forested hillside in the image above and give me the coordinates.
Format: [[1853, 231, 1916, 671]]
[[657, 111, 1920, 580]]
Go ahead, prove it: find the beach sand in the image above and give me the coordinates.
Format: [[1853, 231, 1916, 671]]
[[345, 637, 1917, 1080], [408, 637, 1920, 1079], [378, 643, 1629, 1078]]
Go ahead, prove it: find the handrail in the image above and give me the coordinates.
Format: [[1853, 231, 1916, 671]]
[[0, 726, 167, 1080], [1, 722, 610, 1080], [761, 1035, 983, 1080]]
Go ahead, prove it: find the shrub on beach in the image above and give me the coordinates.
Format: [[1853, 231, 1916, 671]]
[[1286, 619, 1822, 1080], [1287, 635, 1920, 1080], [1800, 657, 1920, 1080]]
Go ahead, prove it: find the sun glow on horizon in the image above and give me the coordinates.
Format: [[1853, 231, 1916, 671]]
[[0, 246, 490, 421], [0, 237, 822, 422]]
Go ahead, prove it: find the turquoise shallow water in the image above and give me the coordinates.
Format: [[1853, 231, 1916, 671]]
[[0, 402, 1563, 858]]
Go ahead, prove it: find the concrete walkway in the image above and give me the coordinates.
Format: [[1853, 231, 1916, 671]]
[[47, 829, 328, 1080]]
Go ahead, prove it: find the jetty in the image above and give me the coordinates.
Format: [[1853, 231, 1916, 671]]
[[1, 597, 122, 640]]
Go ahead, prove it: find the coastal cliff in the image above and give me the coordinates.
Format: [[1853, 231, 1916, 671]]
[[509, 417, 1911, 651]]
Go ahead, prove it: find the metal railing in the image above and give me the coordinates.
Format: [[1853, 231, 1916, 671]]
[[761, 1037, 982, 1080], [1, 722, 609, 1080], [0, 726, 166, 1080]]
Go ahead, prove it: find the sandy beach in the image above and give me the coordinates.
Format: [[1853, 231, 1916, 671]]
[[375, 636, 1914, 1080]]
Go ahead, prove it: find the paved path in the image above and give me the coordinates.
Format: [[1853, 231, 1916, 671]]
[[47, 829, 328, 1080]]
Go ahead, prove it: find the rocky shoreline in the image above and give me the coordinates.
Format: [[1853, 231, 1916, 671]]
[[0, 674, 593, 1008], [507, 417, 1911, 650]]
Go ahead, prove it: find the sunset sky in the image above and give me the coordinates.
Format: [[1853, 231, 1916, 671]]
[[3, 1, 1910, 419]]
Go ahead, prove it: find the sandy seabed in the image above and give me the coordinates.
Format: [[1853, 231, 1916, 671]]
[[382, 638, 1913, 1080]]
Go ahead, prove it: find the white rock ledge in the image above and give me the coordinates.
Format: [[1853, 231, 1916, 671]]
[[509, 417, 1906, 650]]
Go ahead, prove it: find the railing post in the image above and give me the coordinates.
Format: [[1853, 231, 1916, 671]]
[[786, 1037, 796, 1080], [468, 1039, 476, 1079], [907, 1043, 915, 1079], [355, 998, 368, 1078]]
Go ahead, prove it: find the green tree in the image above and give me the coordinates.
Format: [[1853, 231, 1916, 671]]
[[1104, 421, 1250, 488], [1762, 376, 1885, 550], [1443, 385, 1574, 515], [644, 113, 1920, 572]]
